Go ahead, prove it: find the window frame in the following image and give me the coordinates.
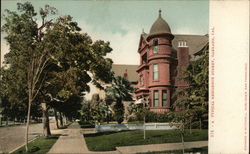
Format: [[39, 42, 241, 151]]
[[153, 90, 159, 107], [162, 90, 167, 106], [153, 39, 158, 54], [153, 64, 158, 81]]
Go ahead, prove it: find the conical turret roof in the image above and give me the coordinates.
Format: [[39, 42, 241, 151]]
[[149, 10, 171, 35]]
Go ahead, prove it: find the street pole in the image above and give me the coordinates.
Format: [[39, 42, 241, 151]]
[[143, 96, 146, 140]]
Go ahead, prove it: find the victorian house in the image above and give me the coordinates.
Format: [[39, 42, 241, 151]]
[[135, 10, 208, 113]]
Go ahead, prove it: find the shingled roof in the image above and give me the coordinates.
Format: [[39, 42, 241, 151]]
[[112, 64, 138, 83], [149, 10, 171, 35], [172, 34, 208, 55], [141, 33, 208, 55]]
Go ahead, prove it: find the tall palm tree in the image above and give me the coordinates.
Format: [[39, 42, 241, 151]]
[[105, 76, 133, 124]]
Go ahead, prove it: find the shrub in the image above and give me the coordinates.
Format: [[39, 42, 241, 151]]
[[131, 109, 173, 123], [113, 102, 124, 124]]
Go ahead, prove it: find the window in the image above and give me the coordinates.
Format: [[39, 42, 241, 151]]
[[140, 75, 143, 86], [142, 53, 147, 64], [153, 64, 158, 80], [162, 90, 167, 106], [153, 39, 158, 53], [153, 90, 159, 107]]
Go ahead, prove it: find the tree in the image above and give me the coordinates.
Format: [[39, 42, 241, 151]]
[[105, 76, 133, 124], [80, 99, 93, 123], [0, 67, 37, 123], [2, 2, 113, 151], [80, 94, 113, 124], [2, 3, 59, 151], [171, 42, 208, 153]]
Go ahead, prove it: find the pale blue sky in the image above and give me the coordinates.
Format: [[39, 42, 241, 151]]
[[1, 0, 209, 65]]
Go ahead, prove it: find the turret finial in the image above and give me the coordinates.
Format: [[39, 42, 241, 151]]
[[159, 9, 162, 18]]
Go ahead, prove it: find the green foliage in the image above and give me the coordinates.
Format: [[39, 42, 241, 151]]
[[127, 102, 173, 123], [84, 129, 208, 151], [1, 2, 114, 123], [113, 101, 124, 124], [80, 100, 93, 123], [0, 66, 41, 120], [172, 43, 209, 130], [80, 94, 113, 124], [127, 109, 172, 123], [105, 76, 133, 124]]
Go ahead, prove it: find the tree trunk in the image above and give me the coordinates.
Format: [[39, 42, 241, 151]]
[[42, 103, 51, 137], [199, 118, 202, 130], [180, 122, 185, 154], [65, 116, 67, 125], [6, 117, 8, 126], [106, 114, 109, 124], [64, 115, 67, 125], [54, 109, 59, 129], [59, 112, 63, 127], [189, 121, 192, 134], [181, 132, 185, 154], [25, 95, 32, 152]]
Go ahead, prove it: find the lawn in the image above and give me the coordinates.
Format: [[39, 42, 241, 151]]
[[84, 129, 208, 151], [12, 135, 59, 154], [137, 146, 208, 154]]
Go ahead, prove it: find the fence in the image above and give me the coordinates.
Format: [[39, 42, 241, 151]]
[[95, 123, 177, 132]]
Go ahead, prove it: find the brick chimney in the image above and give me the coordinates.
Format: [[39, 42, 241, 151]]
[[176, 40, 189, 88]]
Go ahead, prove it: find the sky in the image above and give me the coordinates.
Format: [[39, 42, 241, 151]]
[[1, 0, 209, 65]]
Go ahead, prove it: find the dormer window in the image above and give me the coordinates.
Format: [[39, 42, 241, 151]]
[[153, 39, 158, 53]]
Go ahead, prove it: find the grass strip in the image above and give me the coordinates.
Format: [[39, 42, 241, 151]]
[[12, 135, 59, 154], [84, 129, 208, 151]]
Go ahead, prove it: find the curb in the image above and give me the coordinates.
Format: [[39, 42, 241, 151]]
[[9, 135, 40, 154]]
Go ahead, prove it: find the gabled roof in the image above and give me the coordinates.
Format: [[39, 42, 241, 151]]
[[112, 64, 138, 82], [139, 33, 208, 56], [172, 34, 208, 55]]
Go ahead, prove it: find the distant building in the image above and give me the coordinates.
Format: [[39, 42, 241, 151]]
[[84, 64, 138, 100], [135, 10, 208, 113], [84, 64, 138, 117]]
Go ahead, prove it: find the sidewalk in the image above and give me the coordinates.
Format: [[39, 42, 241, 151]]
[[48, 122, 119, 154], [48, 122, 89, 153], [116, 141, 208, 154]]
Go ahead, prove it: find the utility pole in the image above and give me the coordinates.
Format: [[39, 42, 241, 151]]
[[143, 96, 146, 139], [143, 96, 148, 140]]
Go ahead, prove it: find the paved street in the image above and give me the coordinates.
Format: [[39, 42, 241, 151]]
[[0, 122, 56, 153]]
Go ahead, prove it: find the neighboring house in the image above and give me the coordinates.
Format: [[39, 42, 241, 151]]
[[135, 10, 208, 113], [84, 64, 138, 100], [84, 64, 138, 117]]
